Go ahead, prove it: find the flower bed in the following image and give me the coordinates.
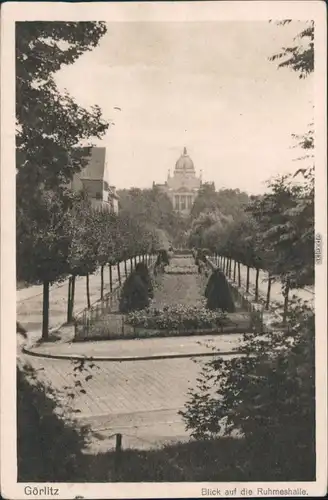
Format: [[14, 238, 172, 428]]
[[165, 262, 198, 275], [126, 305, 231, 331], [165, 268, 197, 275], [173, 249, 192, 256]]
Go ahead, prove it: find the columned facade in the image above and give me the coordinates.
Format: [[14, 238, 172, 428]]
[[155, 147, 203, 216]]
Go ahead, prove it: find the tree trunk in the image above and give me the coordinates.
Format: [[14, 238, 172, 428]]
[[246, 266, 250, 293], [134, 256, 137, 266], [283, 279, 290, 325], [228, 259, 232, 279], [255, 268, 260, 302], [42, 281, 50, 340], [86, 274, 91, 309], [117, 262, 121, 286], [100, 265, 104, 300], [67, 277, 72, 324], [109, 264, 113, 293], [238, 262, 241, 287], [265, 275, 272, 310], [70, 275, 76, 321], [233, 260, 237, 282], [124, 259, 128, 278]]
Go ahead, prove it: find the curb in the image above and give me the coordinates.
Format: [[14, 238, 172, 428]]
[[22, 346, 243, 362]]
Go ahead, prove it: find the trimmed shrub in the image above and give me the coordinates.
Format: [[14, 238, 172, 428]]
[[119, 264, 153, 313], [205, 270, 236, 312]]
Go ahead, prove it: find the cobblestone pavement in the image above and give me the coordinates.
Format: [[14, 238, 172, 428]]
[[21, 353, 239, 453]]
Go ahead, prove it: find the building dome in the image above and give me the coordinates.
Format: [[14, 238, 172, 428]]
[[175, 147, 195, 172]]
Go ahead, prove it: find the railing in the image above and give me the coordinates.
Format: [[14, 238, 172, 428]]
[[74, 285, 122, 341]]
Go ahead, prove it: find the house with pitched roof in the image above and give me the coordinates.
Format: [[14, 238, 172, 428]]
[[70, 147, 119, 213]]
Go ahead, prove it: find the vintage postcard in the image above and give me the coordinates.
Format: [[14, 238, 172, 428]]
[[1, 1, 327, 498]]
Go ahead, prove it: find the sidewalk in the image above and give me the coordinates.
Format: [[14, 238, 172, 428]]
[[23, 332, 244, 361]]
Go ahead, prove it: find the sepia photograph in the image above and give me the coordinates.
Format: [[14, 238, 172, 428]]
[[1, 1, 327, 498]]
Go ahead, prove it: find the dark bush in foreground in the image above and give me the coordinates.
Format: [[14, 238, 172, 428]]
[[180, 300, 316, 481], [17, 363, 90, 482]]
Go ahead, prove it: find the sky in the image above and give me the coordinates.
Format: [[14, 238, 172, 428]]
[[55, 20, 314, 194]]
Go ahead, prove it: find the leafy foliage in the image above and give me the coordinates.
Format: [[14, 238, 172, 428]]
[[180, 300, 315, 480], [126, 305, 229, 331], [67, 194, 100, 277], [269, 21, 314, 78], [17, 362, 90, 481], [191, 185, 249, 220], [118, 186, 181, 245], [119, 264, 153, 313], [16, 22, 108, 194], [17, 190, 71, 284], [205, 270, 236, 312], [245, 174, 314, 287]]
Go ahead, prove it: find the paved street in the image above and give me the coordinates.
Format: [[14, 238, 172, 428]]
[[21, 353, 238, 453]]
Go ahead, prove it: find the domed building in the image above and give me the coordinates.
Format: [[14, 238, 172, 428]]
[[155, 147, 206, 216]]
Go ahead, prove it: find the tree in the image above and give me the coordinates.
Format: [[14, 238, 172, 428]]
[[118, 186, 182, 245], [188, 210, 232, 250], [191, 185, 249, 221], [269, 21, 314, 78], [17, 191, 71, 339], [66, 194, 101, 317], [246, 174, 314, 289], [16, 22, 109, 336], [16, 22, 108, 196], [270, 20, 314, 179]]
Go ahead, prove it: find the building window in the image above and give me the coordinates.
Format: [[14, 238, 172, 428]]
[[95, 192, 102, 200], [175, 195, 179, 210], [180, 195, 186, 210]]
